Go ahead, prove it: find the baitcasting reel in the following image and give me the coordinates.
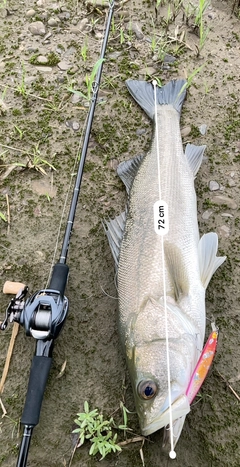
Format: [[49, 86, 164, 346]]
[[1, 284, 68, 341]]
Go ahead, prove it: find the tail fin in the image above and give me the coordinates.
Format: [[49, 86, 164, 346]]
[[125, 79, 187, 120]]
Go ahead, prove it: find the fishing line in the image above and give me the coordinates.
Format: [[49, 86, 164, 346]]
[[152, 80, 176, 460]]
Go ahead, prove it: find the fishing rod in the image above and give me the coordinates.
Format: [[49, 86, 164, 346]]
[[0, 1, 115, 466]]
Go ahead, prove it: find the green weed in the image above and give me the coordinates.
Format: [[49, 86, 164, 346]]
[[0, 143, 56, 176], [14, 125, 25, 140], [16, 62, 28, 97], [178, 64, 205, 97], [195, 0, 210, 51], [81, 40, 88, 62], [72, 401, 129, 460], [0, 212, 7, 222], [67, 58, 104, 101]]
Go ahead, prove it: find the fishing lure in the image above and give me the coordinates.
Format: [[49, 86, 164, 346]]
[[186, 322, 218, 404]]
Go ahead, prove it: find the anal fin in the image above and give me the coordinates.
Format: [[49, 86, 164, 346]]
[[198, 232, 226, 289]]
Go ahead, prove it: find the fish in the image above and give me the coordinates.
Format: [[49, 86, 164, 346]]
[[104, 79, 226, 448]]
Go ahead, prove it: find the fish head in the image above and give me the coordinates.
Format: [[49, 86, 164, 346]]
[[125, 297, 200, 439]]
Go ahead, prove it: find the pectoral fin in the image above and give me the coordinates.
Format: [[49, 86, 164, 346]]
[[164, 242, 189, 301], [198, 232, 226, 289]]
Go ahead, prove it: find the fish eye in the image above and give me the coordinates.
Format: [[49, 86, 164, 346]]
[[137, 380, 158, 400]]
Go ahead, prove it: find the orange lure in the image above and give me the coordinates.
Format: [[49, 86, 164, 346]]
[[186, 324, 218, 404]]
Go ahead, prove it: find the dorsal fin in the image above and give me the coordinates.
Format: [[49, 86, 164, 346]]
[[103, 211, 126, 269], [117, 154, 144, 194], [185, 144, 206, 176]]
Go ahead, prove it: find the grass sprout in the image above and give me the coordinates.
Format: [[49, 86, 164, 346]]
[[0, 212, 7, 222], [67, 58, 104, 101], [73, 401, 129, 460], [194, 0, 210, 51]]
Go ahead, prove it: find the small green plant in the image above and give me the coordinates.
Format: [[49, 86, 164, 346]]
[[16, 62, 28, 97], [73, 401, 129, 460], [120, 26, 125, 44], [177, 63, 205, 97], [67, 58, 104, 101], [0, 143, 56, 177], [26, 143, 56, 175], [194, 0, 210, 51], [0, 212, 7, 222], [14, 125, 25, 140], [81, 40, 88, 62]]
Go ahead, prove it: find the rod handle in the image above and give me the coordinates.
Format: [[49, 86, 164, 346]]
[[21, 356, 52, 426], [49, 263, 69, 296]]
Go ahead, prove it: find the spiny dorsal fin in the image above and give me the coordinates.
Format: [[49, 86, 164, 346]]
[[117, 154, 144, 194], [198, 232, 226, 289], [103, 211, 126, 269], [185, 143, 206, 176]]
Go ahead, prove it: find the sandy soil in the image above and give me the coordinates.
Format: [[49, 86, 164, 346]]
[[0, 0, 240, 466]]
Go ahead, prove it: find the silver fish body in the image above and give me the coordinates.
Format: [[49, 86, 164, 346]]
[[104, 79, 226, 446]]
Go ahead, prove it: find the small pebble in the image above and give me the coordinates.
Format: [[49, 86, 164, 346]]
[[58, 11, 71, 20], [138, 66, 157, 76], [136, 128, 146, 136], [212, 195, 237, 210], [199, 124, 207, 135], [78, 18, 89, 32], [57, 60, 70, 71], [71, 93, 81, 104], [70, 27, 81, 34], [164, 53, 176, 63], [68, 65, 79, 75], [35, 66, 53, 72], [228, 179, 236, 187], [37, 55, 48, 64], [128, 21, 144, 40], [181, 126, 191, 138], [202, 210, 213, 220], [26, 9, 36, 18], [86, 0, 108, 6], [108, 51, 122, 60], [66, 120, 80, 131], [72, 121, 80, 131], [48, 17, 60, 26], [29, 21, 46, 36], [219, 225, 230, 238], [209, 180, 219, 191]]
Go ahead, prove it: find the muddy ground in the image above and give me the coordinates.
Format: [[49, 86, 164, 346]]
[[0, 0, 240, 466]]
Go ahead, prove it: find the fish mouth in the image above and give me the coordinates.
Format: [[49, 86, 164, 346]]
[[140, 394, 190, 437]]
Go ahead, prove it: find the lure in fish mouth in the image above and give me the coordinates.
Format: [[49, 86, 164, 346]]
[[104, 78, 226, 449]]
